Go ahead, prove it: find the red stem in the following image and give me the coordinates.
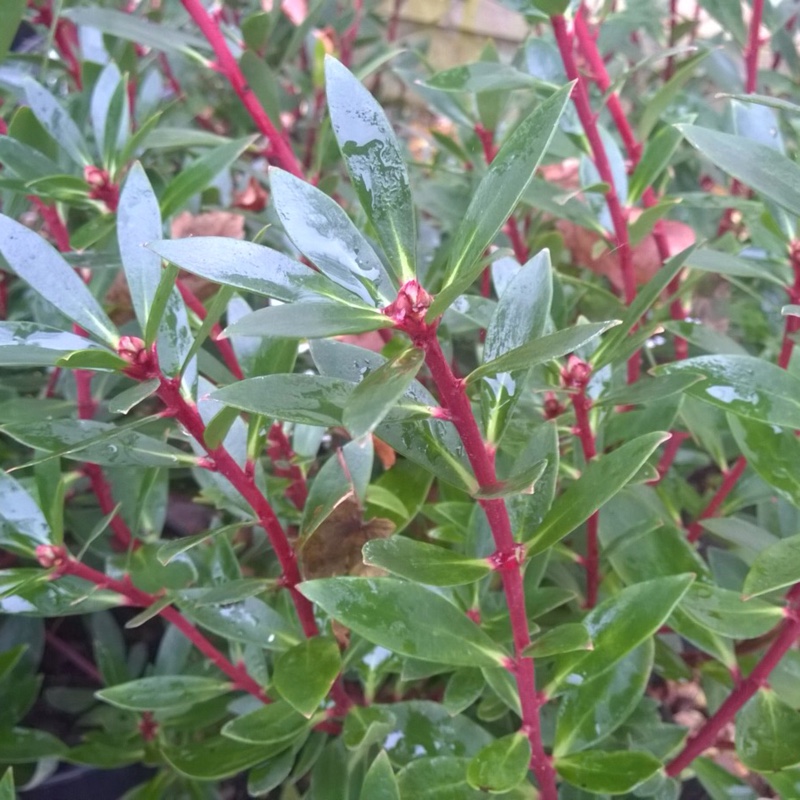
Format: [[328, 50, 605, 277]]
[[176, 280, 244, 380], [666, 585, 800, 775], [550, 14, 638, 383], [686, 457, 747, 542], [179, 0, 303, 177], [340, 0, 364, 68], [45, 628, 103, 684], [664, 0, 679, 81], [745, 0, 765, 94], [422, 335, 556, 799]]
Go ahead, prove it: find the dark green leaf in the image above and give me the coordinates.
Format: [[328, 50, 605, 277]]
[[0, 0, 25, 63], [299, 577, 507, 666], [466, 733, 531, 793], [0, 136, 61, 181], [325, 56, 416, 283], [523, 623, 592, 658], [344, 348, 425, 438], [423, 62, 542, 93], [362, 537, 491, 586], [0, 215, 117, 345], [162, 735, 285, 781], [628, 125, 683, 203], [0, 767, 14, 800], [473, 459, 547, 500], [680, 583, 782, 638], [397, 756, 483, 799], [735, 689, 800, 771], [96, 676, 231, 711], [0, 728, 67, 763], [222, 700, 311, 745], [693, 756, 758, 800], [0, 472, 51, 556], [555, 750, 661, 795], [597, 373, 704, 407], [343, 706, 397, 751], [431, 83, 573, 316], [526, 432, 670, 555], [224, 301, 392, 339], [686, 247, 785, 285], [467, 322, 619, 384], [743, 533, 800, 599], [361, 751, 401, 800], [274, 638, 341, 717]]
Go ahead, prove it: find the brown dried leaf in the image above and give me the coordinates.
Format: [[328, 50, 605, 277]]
[[170, 210, 245, 240]]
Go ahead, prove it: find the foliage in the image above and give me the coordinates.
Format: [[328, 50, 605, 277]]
[[1, 1, 800, 799]]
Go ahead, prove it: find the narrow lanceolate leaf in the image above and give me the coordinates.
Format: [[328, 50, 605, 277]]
[[148, 238, 351, 303], [680, 124, 800, 217], [680, 583, 783, 638], [430, 82, 573, 317], [269, 167, 394, 303], [95, 676, 232, 711], [652, 355, 800, 429], [736, 689, 800, 771], [0, 767, 13, 800], [0, 471, 52, 556], [466, 733, 531, 794], [212, 374, 354, 427], [743, 533, 800, 599], [162, 736, 286, 781], [344, 348, 425, 439], [467, 321, 620, 384], [555, 750, 661, 795], [273, 638, 341, 717], [0, 322, 110, 367], [522, 622, 592, 659], [325, 56, 416, 283], [0, 215, 117, 346], [221, 700, 310, 746], [298, 577, 506, 667], [362, 537, 492, 586], [223, 302, 392, 339], [118, 163, 163, 327], [526, 432, 670, 555], [361, 751, 401, 800]]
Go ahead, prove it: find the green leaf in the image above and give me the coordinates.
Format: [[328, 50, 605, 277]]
[[0, 322, 111, 367], [361, 751, 401, 800], [117, 163, 164, 328], [467, 321, 619, 384], [222, 699, 311, 745], [397, 756, 483, 798], [523, 623, 592, 658], [108, 380, 160, 415], [362, 537, 492, 586], [343, 706, 397, 751], [0, 215, 117, 346], [95, 676, 232, 711], [274, 638, 341, 717], [0, 136, 62, 182], [555, 750, 661, 795], [693, 757, 758, 800], [473, 459, 547, 500], [299, 577, 507, 667], [680, 583, 782, 638], [344, 348, 425, 438], [526, 432, 670, 555], [0, 728, 67, 763], [652, 355, 800, 429], [431, 82, 573, 317], [0, 471, 52, 556], [554, 641, 654, 756], [225, 301, 392, 339], [269, 167, 394, 302], [22, 78, 90, 167], [597, 373, 705, 407], [743, 533, 800, 599], [729, 415, 800, 508], [736, 689, 800, 771], [680, 124, 800, 217], [325, 56, 416, 283], [212, 374, 353, 427], [686, 247, 786, 285], [162, 735, 285, 781], [422, 62, 542, 93], [559, 575, 694, 687], [628, 125, 683, 203], [0, 767, 14, 800], [466, 733, 530, 794], [0, 0, 25, 64], [160, 135, 257, 218]]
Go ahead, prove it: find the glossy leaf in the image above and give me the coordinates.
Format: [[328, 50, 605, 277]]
[[0, 322, 109, 367], [658, 353, 800, 428], [526, 432, 669, 555], [0, 471, 52, 556], [162, 735, 286, 781], [0, 728, 67, 763], [95, 676, 231, 711], [686, 247, 786, 285], [555, 750, 661, 795], [344, 348, 425, 438], [466, 733, 531, 793], [361, 751, 401, 800], [554, 641, 654, 756], [270, 167, 393, 303], [523, 623, 592, 658], [431, 83, 573, 316], [326, 56, 416, 283], [212, 374, 353, 427], [274, 638, 341, 717], [397, 756, 482, 799], [735, 689, 800, 771], [598, 373, 704, 407], [0, 215, 117, 346], [422, 62, 541, 93], [743, 533, 800, 599], [224, 301, 392, 339], [343, 706, 397, 751], [467, 321, 619, 384], [680, 583, 782, 638], [680, 124, 800, 217], [222, 700, 310, 745], [362, 536, 492, 586], [299, 577, 506, 667]]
